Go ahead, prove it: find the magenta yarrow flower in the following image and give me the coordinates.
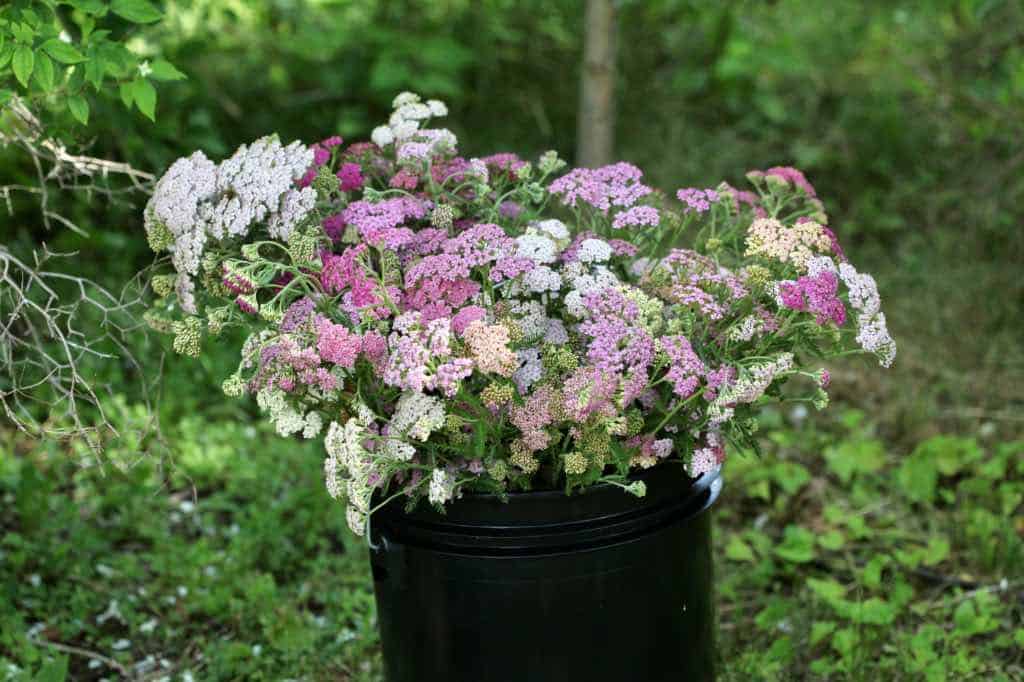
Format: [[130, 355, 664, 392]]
[[778, 270, 847, 326], [337, 162, 365, 192], [764, 166, 817, 197]]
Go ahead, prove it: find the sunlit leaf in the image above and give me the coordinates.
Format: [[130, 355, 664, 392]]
[[34, 52, 55, 91], [12, 45, 34, 87], [149, 59, 186, 81], [131, 77, 156, 121], [111, 0, 163, 24], [42, 38, 87, 64]]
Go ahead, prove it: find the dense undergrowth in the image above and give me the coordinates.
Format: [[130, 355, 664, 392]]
[[1, 393, 1021, 680]]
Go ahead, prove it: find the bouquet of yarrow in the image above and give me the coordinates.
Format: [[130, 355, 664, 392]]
[[142, 92, 895, 537]]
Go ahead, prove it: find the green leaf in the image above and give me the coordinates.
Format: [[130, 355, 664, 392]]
[[831, 627, 859, 658], [922, 536, 950, 566], [810, 621, 836, 646], [817, 529, 846, 551], [0, 90, 13, 107], [854, 597, 898, 625], [770, 461, 811, 495], [68, 95, 89, 124], [11, 22, 36, 45], [149, 58, 186, 81], [725, 536, 755, 562], [111, 0, 163, 23], [953, 600, 977, 635], [897, 451, 939, 504], [12, 45, 34, 87], [823, 439, 886, 484], [775, 525, 816, 563], [84, 57, 105, 90], [69, 0, 107, 14], [118, 81, 133, 108], [861, 554, 890, 589], [131, 77, 156, 121], [35, 655, 69, 682], [0, 44, 13, 69], [41, 39, 86, 64], [33, 52, 55, 90], [807, 577, 847, 604]]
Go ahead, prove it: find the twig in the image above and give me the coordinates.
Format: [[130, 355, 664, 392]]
[[31, 638, 133, 678]]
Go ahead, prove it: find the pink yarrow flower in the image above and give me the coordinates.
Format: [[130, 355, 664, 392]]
[[676, 188, 719, 214], [612, 205, 661, 229], [549, 162, 652, 213]]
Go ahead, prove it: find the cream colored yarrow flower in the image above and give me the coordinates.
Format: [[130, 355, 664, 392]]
[[745, 218, 832, 270], [390, 391, 446, 442]]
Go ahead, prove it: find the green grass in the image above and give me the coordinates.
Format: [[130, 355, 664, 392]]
[[1, 396, 1021, 680]]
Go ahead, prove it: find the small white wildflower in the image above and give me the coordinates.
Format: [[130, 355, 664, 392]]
[[728, 315, 765, 342], [390, 392, 445, 442], [371, 125, 394, 147], [391, 119, 420, 141], [392, 91, 421, 108], [522, 265, 562, 293], [382, 439, 416, 462], [140, 619, 159, 634], [513, 347, 543, 394], [516, 234, 559, 264], [138, 61, 152, 77], [346, 506, 367, 536], [564, 290, 587, 319], [576, 238, 613, 264], [428, 468, 457, 505], [302, 412, 324, 439], [426, 99, 448, 117], [112, 639, 132, 651]]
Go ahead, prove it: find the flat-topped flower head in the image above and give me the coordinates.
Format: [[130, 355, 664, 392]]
[[549, 162, 652, 213]]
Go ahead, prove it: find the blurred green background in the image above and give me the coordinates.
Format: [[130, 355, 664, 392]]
[[1, 0, 1022, 679]]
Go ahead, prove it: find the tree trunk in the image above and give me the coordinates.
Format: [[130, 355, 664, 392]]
[[577, 0, 617, 168]]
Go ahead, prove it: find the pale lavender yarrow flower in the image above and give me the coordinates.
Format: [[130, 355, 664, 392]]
[[676, 188, 719, 214], [280, 297, 316, 332], [612, 205, 661, 229]]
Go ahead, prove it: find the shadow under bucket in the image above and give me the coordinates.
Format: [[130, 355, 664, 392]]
[[369, 463, 722, 682]]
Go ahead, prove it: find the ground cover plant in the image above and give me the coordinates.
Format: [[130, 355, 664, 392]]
[[1, 397, 1021, 679]]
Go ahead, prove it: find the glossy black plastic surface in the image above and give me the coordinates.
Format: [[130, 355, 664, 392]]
[[369, 464, 721, 682]]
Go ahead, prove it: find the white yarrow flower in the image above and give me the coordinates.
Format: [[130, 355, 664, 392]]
[[371, 125, 395, 147], [428, 469, 457, 505]]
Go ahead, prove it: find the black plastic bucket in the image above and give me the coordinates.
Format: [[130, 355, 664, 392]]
[[369, 464, 722, 682]]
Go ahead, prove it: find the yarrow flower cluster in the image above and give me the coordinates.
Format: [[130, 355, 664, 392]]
[[142, 93, 895, 534]]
